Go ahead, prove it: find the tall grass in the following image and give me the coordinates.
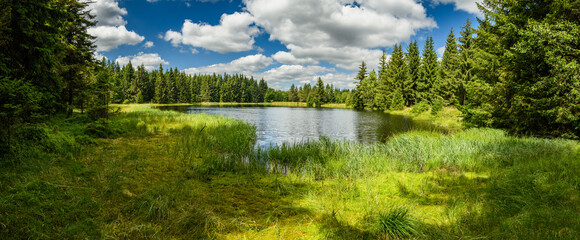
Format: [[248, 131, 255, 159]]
[[263, 128, 578, 179], [2, 105, 578, 239]]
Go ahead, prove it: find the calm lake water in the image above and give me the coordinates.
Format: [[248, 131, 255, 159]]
[[158, 105, 442, 147]]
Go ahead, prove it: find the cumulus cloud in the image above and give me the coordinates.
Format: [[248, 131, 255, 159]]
[[87, 0, 145, 51], [253, 65, 356, 89], [144, 41, 155, 48], [86, 0, 127, 26], [183, 54, 273, 75], [164, 12, 260, 53], [240, 0, 435, 70], [272, 52, 318, 65], [287, 45, 383, 71], [115, 52, 169, 71], [244, 0, 435, 49], [88, 26, 145, 51], [434, 0, 483, 16]]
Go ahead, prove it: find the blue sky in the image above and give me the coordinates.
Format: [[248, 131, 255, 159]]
[[88, 0, 482, 89]]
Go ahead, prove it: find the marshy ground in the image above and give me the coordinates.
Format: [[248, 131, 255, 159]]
[[1, 105, 578, 239]]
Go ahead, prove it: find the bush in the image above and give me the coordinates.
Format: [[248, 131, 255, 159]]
[[411, 101, 430, 114], [431, 97, 444, 115]]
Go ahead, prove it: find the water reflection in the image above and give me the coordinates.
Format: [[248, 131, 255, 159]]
[[157, 105, 442, 147]]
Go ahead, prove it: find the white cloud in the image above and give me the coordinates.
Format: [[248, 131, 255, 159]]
[[242, 0, 435, 70], [144, 41, 154, 48], [115, 52, 169, 71], [434, 0, 483, 16], [86, 0, 127, 26], [183, 54, 273, 75], [94, 52, 107, 61], [288, 45, 383, 71], [87, 0, 145, 52], [437, 46, 445, 58], [272, 51, 318, 65], [164, 12, 260, 53], [244, 0, 435, 49], [254, 65, 356, 89], [88, 26, 145, 51]]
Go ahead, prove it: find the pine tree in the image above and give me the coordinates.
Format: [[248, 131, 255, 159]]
[[361, 70, 378, 108], [375, 50, 390, 110], [386, 44, 407, 110], [314, 77, 326, 107], [405, 41, 420, 106], [438, 28, 460, 105], [133, 64, 147, 102], [417, 37, 440, 103], [289, 84, 299, 102], [467, 0, 580, 138], [154, 64, 165, 103], [457, 19, 474, 106], [121, 61, 134, 103], [353, 61, 367, 110]]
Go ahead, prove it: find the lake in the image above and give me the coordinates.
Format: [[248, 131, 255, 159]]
[[157, 105, 442, 147]]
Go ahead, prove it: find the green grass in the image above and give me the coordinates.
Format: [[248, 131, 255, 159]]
[[1, 105, 578, 239]]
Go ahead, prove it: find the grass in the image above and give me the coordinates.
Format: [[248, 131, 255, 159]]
[[1, 105, 578, 239], [390, 106, 464, 130]]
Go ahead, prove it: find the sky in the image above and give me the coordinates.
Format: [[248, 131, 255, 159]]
[[87, 0, 482, 90]]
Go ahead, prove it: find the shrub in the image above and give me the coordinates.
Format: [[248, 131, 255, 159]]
[[411, 101, 430, 114]]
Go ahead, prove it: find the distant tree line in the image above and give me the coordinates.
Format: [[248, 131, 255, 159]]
[[287, 78, 351, 107], [98, 60, 275, 104], [98, 59, 353, 107]]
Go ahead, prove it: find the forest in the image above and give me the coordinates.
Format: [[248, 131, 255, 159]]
[[1, 0, 579, 239]]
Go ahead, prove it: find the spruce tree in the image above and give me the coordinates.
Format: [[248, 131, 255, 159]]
[[314, 77, 326, 107], [353, 61, 367, 110], [457, 19, 474, 106], [405, 41, 421, 106], [154, 64, 165, 103], [468, 0, 580, 138], [438, 28, 460, 105], [361, 70, 378, 109], [382, 44, 406, 110], [417, 37, 440, 103], [375, 50, 390, 110]]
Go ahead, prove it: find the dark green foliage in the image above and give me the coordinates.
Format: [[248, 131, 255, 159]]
[[438, 28, 460, 105], [375, 50, 390, 110], [467, 0, 580, 138], [288, 84, 299, 102], [312, 77, 327, 107], [385, 44, 407, 110], [417, 37, 440, 103], [404, 41, 421, 106], [0, 0, 96, 152], [85, 119, 121, 138], [457, 19, 474, 106], [353, 61, 367, 110], [390, 89, 405, 111]]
